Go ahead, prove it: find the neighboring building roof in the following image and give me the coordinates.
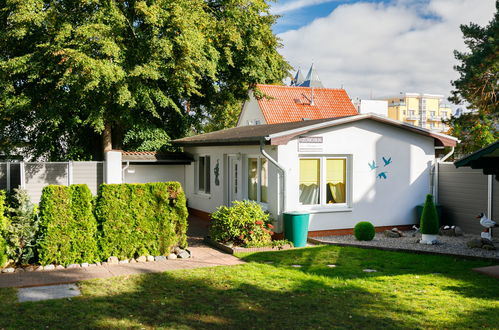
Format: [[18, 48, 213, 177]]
[[300, 63, 323, 88], [254, 84, 357, 124], [454, 141, 499, 180], [121, 151, 193, 164], [174, 114, 458, 147]]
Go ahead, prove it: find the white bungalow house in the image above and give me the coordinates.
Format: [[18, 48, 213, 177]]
[[173, 114, 458, 236]]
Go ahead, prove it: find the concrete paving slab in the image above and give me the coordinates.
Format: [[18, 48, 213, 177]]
[[473, 265, 499, 279], [18, 284, 81, 302]]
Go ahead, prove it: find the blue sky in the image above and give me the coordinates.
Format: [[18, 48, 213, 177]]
[[273, 0, 385, 34], [271, 0, 495, 104]]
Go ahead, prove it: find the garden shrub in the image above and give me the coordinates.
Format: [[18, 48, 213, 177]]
[[0, 190, 7, 267], [210, 200, 274, 247], [354, 221, 375, 241], [95, 182, 188, 260], [420, 194, 439, 235], [38, 184, 99, 265], [4, 188, 40, 265]]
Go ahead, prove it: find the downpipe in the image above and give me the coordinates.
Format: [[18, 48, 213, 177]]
[[260, 139, 287, 218]]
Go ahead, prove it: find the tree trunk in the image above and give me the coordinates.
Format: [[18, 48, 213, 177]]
[[102, 122, 112, 155]]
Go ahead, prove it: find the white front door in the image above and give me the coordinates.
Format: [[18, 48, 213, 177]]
[[228, 155, 242, 205]]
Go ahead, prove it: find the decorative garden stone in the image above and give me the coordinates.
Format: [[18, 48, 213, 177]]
[[167, 253, 177, 260], [147, 256, 155, 262], [136, 256, 147, 263], [383, 230, 400, 238], [454, 226, 464, 236], [177, 250, 190, 259], [129, 259, 137, 263], [43, 265, 55, 271], [66, 264, 80, 269], [154, 256, 167, 262], [107, 256, 119, 264], [118, 259, 129, 264], [1, 267, 15, 273], [81, 263, 89, 268], [15, 268, 25, 272], [55, 265, 65, 270], [35, 266, 44, 271]]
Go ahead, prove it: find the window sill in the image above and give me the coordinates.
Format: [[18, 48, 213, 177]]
[[293, 207, 353, 214], [194, 192, 211, 199]]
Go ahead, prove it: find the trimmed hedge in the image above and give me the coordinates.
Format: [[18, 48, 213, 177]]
[[38, 185, 99, 266], [354, 221, 375, 241], [420, 194, 439, 235], [0, 190, 7, 267], [95, 182, 188, 260]]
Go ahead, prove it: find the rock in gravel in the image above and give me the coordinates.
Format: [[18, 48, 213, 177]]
[[154, 256, 167, 262], [384, 230, 400, 238], [1, 267, 15, 273], [119, 259, 129, 264], [467, 239, 483, 249], [391, 228, 405, 237], [81, 263, 89, 268], [35, 266, 44, 271], [43, 264, 55, 271], [55, 265, 65, 270], [177, 250, 190, 259], [173, 247, 182, 254], [107, 256, 119, 264], [147, 256, 155, 262], [482, 244, 496, 251], [136, 256, 147, 263], [15, 268, 25, 273], [454, 226, 464, 236], [66, 264, 80, 269], [167, 253, 177, 260]]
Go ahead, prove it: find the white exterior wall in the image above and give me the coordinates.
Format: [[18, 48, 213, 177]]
[[123, 164, 185, 188], [183, 145, 280, 220], [236, 92, 267, 126], [277, 120, 435, 231]]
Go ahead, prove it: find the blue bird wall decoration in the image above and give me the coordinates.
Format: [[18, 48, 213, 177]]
[[368, 160, 378, 170], [382, 156, 392, 167], [377, 172, 388, 179]]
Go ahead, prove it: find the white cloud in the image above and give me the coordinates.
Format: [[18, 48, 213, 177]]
[[278, 0, 496, 103], [272, 0, 344, 15]]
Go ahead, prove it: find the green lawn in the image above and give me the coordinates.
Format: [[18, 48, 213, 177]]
[[1, 245, 498, 329]]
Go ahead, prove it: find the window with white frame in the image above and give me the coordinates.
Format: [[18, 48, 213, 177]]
[[197, 156, 211, 194], [247, 157, 268, 203], [299, 157, 348, 206]]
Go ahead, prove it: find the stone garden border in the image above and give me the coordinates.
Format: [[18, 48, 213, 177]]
[[1, 248, 192, 274], [308, 238, 499, 262], [204, 237, 294, 254]]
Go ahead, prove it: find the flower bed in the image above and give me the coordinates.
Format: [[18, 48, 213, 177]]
[[204, 236, 294, 254]]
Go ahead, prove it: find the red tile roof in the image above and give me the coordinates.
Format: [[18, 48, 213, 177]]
[[254, 84, 357, 124]]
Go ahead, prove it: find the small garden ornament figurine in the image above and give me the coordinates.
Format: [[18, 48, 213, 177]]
[[476, 213, 497, 240], [419, 194, 440, 245]]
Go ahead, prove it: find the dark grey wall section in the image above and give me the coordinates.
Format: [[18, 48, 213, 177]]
[[438, 163, 494, 235]]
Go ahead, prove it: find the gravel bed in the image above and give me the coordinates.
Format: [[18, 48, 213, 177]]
[[314, 231, 499, 260]]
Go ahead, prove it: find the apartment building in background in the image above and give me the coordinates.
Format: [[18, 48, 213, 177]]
[[382, 93, 452, 133]]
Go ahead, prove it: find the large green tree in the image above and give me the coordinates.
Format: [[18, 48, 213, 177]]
[[0, 0, 289, 160], [447, 1, 498, 157]]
